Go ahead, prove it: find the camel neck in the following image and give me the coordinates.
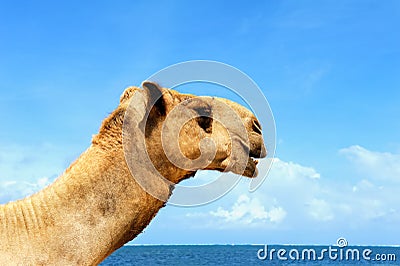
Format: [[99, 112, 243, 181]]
[[0, 145, 171, 265]]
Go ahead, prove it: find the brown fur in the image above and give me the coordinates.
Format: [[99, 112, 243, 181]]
[[0, 82, 266, 265]]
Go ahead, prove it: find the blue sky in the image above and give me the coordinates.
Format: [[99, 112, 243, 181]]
[[0, 1, 399, 245]]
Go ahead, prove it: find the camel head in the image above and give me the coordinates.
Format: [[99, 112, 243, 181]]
[[118, 81, 267, 184]]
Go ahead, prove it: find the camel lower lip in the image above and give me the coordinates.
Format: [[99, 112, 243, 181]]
[[241, 157, 259, 178], [250, 157, 259, 166]]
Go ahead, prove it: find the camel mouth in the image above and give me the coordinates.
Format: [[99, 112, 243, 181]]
[[234, 140, 265, 178], [216, 153, 261, 178], [242, 156, 259, 178]]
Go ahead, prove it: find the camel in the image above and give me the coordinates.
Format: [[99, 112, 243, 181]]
[[0, 81, 266, 265]]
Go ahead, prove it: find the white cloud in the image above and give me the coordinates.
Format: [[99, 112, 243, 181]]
[[0, 176, 52, 203], [307, 198, 334, 221], [208, 194, 286, 226], [184, 158, 320, 229], [352, 179, 374, 192], [270, 158, 321, 180], [267, 206, 287, 223], [0, 143, 73, 203], [340, 145, 400, 183]]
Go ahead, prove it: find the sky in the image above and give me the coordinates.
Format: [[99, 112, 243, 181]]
[[0, 1, 399, 245]]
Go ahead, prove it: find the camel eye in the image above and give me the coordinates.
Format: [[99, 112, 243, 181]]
[[197, 116, 213, 133], [188, 100, 213, 133], [252, 120, 262, 134]]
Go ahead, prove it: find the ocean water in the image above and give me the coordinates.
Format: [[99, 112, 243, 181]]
[[101, 245, 399, 265]]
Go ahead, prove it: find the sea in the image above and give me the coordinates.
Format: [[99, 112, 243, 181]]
[[101, 245, 399, 265]]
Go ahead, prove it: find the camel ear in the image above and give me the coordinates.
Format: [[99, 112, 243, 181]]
[[142, 81, 166, 117], [120, 86, 140, 104]]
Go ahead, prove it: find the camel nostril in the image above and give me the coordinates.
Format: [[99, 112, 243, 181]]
[[252, 120, 262, 135]]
